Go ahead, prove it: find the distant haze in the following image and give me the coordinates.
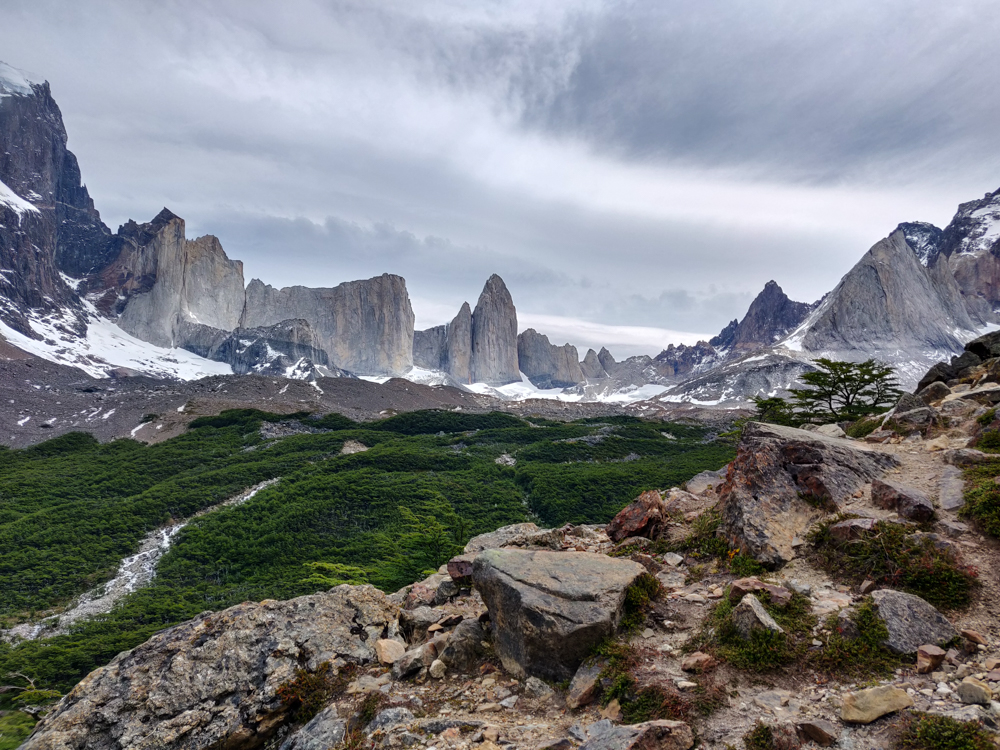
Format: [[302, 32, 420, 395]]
[[2, 1, 999, 359]]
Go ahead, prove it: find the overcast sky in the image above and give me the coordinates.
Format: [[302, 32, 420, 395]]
[[3, 0, 1000, 357]]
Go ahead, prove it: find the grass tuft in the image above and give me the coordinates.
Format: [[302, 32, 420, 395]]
[[619, 573, 663, 632], [892, 712, 997, 750], [809, 600, 900, 679]]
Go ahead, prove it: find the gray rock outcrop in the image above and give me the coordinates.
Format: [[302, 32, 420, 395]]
[[413, 302, 473, 382], [22, 584, 399, 750], [241, 274, 414, 376], [473, 549, 646, 680], [869, 589, 957, 655], [728, 280, 813, 353], [279, 706, 345, 750], [720, 422, 899, 566], [211, 319, 353, 378], [470, 274, 519, 386], [517, 328, 584, 388], [580, 349, 608, 379]]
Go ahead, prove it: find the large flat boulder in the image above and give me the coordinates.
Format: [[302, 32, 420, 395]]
[[22, 585, 398, 750], [578, 720, 694, 750], [473, 549, 647, 681], [720, 422, 899, 566]]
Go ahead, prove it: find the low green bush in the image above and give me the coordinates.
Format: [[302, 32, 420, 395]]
[[893, 712, 997, 750], [809, 518, 978, 610], [809, 600, 900, 679], [0, 711, 36, 750], [962, 459, 1000, 537]]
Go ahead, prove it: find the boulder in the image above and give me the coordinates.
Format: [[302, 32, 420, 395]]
[[939, 466, 967, 510], [917, 362, 955, 393], [577, 720, 694, 750], [956, 678, 992, 705], [892, 407, 936, 428], [829, 517, 877, 541], [473, 549, 646, 681], [795, 719, 838, 747], [280, 706, 346, 750], [720, 422, 899, 566], [566, 660, 605, 709], [816, 423, 847, 438], [375, 639, 406, 665], [944, 448, 989, 467], [22, 585, 398, 750], [464, 523, 563, 553], [606, 490, 667, 542], [871, 479, 935, 522], [684, 468, 728, 495], [731, 594, 784, 640], [367, 708, 415, 734], [728, 577, 792, 607], [840, 686, 913, 724], [870, 589, 957, 655], [680, 652, 714, 672], [446, 553, 476, 581], [916, 644, 947, 673], [918, 381, 952, 404], [438, 618, 486, 671], [399, 606, 441, 643]]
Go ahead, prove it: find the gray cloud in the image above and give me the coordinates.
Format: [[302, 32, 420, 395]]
[[1, 0, 997, 355]]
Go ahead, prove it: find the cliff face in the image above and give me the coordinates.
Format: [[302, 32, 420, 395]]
[[729, 281, 813, 353], [110, 210, 246, 348], [241, 275, 414, 376], [413, 303, 473, 382], [516, 329, 584, 389], [580, 348, 608, 379]]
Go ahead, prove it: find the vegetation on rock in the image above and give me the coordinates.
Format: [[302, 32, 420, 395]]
[[962, 458, 1000, 538], [892, 712, 997, 750]]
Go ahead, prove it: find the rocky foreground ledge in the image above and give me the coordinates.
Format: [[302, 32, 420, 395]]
[[22, 411, 1000, 749]]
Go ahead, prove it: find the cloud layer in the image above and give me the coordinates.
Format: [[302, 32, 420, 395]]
[[2, 0, 998, 357]]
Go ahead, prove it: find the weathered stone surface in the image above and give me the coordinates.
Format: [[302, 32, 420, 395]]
[[413, 302, 474, 383], [473, 549, 646, 681], [870, 589, 957, 655], [367, 708, 415, 734], [918, 381, 953, 404], [399, 605, 441, 643], [816, 423, 846, 438], [606, 491, 667, 543], [796, 719, 838, 747], [470, 274, 520, 386], [279, 706, 345, 750], [939, 466, 967, 510], [578, 720, 694, 750], [376, 638, 406, 665], [916, 644, 947, 673], [438, 618, 486, 672], [680, 652, 714, 672], [960, 628, 987, 645], [517, 328, 584, 388], [829, 517, 877, 541], [566, 660, 605, 709], [728, 577, 792, 607], [464, 523, 543, 553], [720, 422, 899, 566], [944, 448, 990, 467], [871, 479, 935, 522], [840, 685, 914, 723], [580, 348, 608, 379], [727, 280, 814, 354], [208, 318, 340, 378], [22, 585, 398, 750], [957, 678, 992, 705], [241, 274, 415, 376], [447, 553, 476, 581], [685, 468, 727, 495], [731, 594, 784, 640]]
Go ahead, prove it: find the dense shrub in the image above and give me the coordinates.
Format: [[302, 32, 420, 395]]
[[893, 712, 997, 750], [962, 459, 1000, 537]]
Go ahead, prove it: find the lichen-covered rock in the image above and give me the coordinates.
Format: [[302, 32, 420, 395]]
[[720, 422, 899, 566], [22, 585, 398, 750], [870, 589, 957, 655], [279, 706, 345, 750], [473, 549, 646, 681]]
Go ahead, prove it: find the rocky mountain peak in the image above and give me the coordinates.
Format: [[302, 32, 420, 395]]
[[516, 328, 583, 389], [896, 221, 944, 266], [710, 319, 738, 349], [470, 274, 519, 386], [729, 280, 813, 353]]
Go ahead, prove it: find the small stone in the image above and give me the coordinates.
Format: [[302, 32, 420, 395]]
[[427, 623, 443, 633], [962, 629, 988, 646], [675, 680, 698, 690], [525, 676, 555, 699], [986, 670, 1000, 682], [641, 628, 655, 639], [477, 703, 501, 713], [664, 552, 684, 567], [917, 645, 947, 674], [440, 727, 461, 740], [429, 659, 447, 679], [830, 517, 877, 541], [682, 593, 706, 603], [499, 695, 518, 709], [731, 594, 784, 640], [680, 652, 714, 672], [578, 720, 694, 750], [483, 726, 500, 742], [601, 698, 622, 721], [840, 686, 914, 723], [957, 678, 992, 705], [985, 657, 1000, 671], [729, 577, 792, 607], [796, 719, 839, 747], [375, 638, 406, 665], [566, 660, 604, 709], [859, 579, 875, 594]]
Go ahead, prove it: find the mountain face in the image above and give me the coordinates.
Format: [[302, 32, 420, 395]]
[[728, 281, 813, 352], [516, 329, 584, 389], [241, 275, 414, 376], [413, 302, 472, 382]]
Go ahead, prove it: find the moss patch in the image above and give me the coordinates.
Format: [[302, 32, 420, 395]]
[[809, 600, 900, 680], [892, 712, 997, 750], [689, 589, 816, 672], [741, 720, 802, 750], [962, 459, 1000, 538], [0, 711, 36, 750], [620, 573, 664, 632], [809, 518, 978, 610]]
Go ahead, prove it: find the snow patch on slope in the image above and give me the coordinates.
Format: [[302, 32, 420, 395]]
[[0, 177, 40, 218], [0, 61, 38, 97], [0, 303, 233, 380]]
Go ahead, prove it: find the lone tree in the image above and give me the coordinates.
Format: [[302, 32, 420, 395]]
[[789, 358, 902, 421]]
